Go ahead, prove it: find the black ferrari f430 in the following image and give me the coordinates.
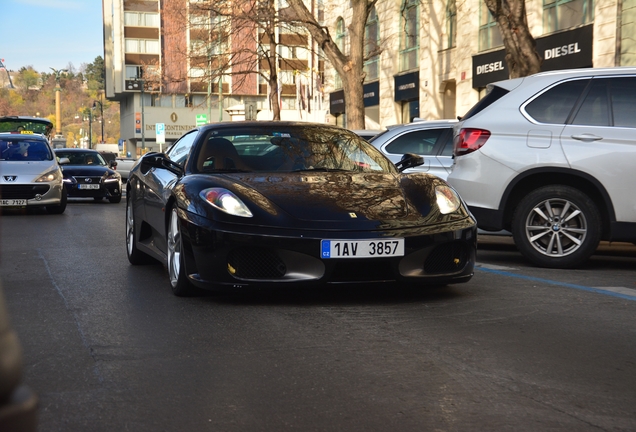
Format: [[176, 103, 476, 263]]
[[126, 122, 477, 295]]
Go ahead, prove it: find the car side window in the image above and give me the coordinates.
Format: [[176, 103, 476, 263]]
[[525, 79, 589, 124], [610, 77, 636, 128], [385, 129, 445, 155], [571, 79, 610, 127], [167, 131, 198, 166]]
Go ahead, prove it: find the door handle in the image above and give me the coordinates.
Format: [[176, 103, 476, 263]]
[[571, 133, 603, 142]]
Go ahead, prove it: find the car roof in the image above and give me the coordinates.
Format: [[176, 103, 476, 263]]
[[0, 131, 49, 140], [384, 119, 458, 131], [489, 66, 636, 91], [54, 148, 99, 152]]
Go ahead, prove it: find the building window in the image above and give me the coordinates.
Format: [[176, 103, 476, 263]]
[[543, 0, 594, 34], [399, 0, 419, 71], [335, 17, 348, 88], [364, 6, 380, 81], [124, 12, 160, 27], [125, 39, 160, 54], [446, 0, 457, 49], [479, 2, 503, 51]]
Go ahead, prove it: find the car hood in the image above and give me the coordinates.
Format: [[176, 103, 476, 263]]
[[238, 172, 409, 221], [61, 165, 114, 176], [0, 160, 57, 176], [182, 171, 471, 231]]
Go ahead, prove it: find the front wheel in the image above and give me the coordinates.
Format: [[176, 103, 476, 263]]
[[46, 189, 67, 214], [126, 195, 153, 265], [167, 206, 196, 296], [511, 185, 601, 269], [109, 195, 122, 204]]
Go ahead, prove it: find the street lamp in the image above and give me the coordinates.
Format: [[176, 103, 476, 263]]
[[92, 99, 103, 144]]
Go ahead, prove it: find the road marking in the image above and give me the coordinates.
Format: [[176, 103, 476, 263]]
[[476, 265, 636, 301]]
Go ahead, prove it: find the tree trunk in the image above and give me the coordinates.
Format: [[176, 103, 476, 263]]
[[287, 0, 372, 129], [485, 0, 541, 78]]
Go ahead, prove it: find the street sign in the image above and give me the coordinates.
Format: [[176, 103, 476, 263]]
[[196, 114, 207, 126], [156, 123, 165, 144]]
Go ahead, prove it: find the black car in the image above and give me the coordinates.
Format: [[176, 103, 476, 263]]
[[54, 148, 122, 203], [126, 121, 477, 296]]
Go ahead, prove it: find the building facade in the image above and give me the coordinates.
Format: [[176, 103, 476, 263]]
[[326, 0, 636, 128], [102, 0, 328, 155], [103, 0, 636, 153]]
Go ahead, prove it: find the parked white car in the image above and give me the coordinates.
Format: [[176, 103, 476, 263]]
[[369, 120, 457, 180], [448, 67, 636, 268]]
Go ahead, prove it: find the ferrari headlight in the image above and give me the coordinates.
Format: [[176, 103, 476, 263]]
[[435, 185, 461, 214], [35, 168, 62, 183], [200, 188, 253, 217]]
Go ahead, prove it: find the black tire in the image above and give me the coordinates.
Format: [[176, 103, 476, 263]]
[[46, 189, 67, 214], [126, 195, 153, 265], [167, 206, 196, 296], [511, 185, 601, 269], [109, 195, 122, 204]]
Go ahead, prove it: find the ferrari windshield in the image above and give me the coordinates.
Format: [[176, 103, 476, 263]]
[[193, 125, 397, 174]]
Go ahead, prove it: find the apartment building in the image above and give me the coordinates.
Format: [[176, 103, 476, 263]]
[[102, 0, 327, 155], [103, 0, 636, 153]]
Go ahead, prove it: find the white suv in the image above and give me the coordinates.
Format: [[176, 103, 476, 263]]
[[448, 67, 636, 268]]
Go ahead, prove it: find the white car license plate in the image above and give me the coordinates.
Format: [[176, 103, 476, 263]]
[[0, 199, 27, 206], [78, 184, 99, 189], [321, 239, 404, 259]]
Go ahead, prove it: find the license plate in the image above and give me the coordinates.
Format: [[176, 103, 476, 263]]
[[321, 239, 404, 259], [78, 184, 99, 189], [0, 199, 27, 206]]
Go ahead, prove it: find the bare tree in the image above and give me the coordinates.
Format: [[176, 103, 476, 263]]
[[286, 0, 376, 130], [484, 0, 541, 78], [161, 0, 322, 121]]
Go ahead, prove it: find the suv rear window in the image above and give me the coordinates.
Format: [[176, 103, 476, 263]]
[[524, 79, 590, 124], [460, 85, 509, 120]]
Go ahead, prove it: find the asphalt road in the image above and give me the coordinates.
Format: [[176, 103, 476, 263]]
[[1, 199, 635, 431]]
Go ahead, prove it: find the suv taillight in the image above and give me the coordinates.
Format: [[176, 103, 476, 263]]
[[454, 128, 490, 156]]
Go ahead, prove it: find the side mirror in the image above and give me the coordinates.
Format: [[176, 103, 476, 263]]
[[58, 157, 70, 165], [395, 153, 424, 172], [109, 160, 118, 169], [141, 153, 183, 176]]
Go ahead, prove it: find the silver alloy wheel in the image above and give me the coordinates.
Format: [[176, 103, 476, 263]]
[[126, 198, 135, 257], [524, 198, 587, 257], [167, 207, 181, 288]]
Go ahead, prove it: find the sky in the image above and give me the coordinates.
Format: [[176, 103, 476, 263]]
[[1, 0, 104, 73]]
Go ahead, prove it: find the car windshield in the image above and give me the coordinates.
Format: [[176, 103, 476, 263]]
[[0, 138, 53, 161], [193, 125, 397, 174], [0, 118, 54, 138], [55, 151, 107, 166]]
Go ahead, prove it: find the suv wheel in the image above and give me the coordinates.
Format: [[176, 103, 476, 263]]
[[511, 185, 601, 269]]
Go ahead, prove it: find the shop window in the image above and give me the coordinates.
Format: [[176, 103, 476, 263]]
[[543, 0, 594, 34]]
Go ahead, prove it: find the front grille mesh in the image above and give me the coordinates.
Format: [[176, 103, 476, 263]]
[[424, 242, 469, 274], [227, 248, 287, 279], [0, 184, 50, 200]]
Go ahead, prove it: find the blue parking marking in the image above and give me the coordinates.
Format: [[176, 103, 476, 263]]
[[476, 266, 636, 301]]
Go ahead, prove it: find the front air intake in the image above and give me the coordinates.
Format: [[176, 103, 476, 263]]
[[423, 242, 469, 274]]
